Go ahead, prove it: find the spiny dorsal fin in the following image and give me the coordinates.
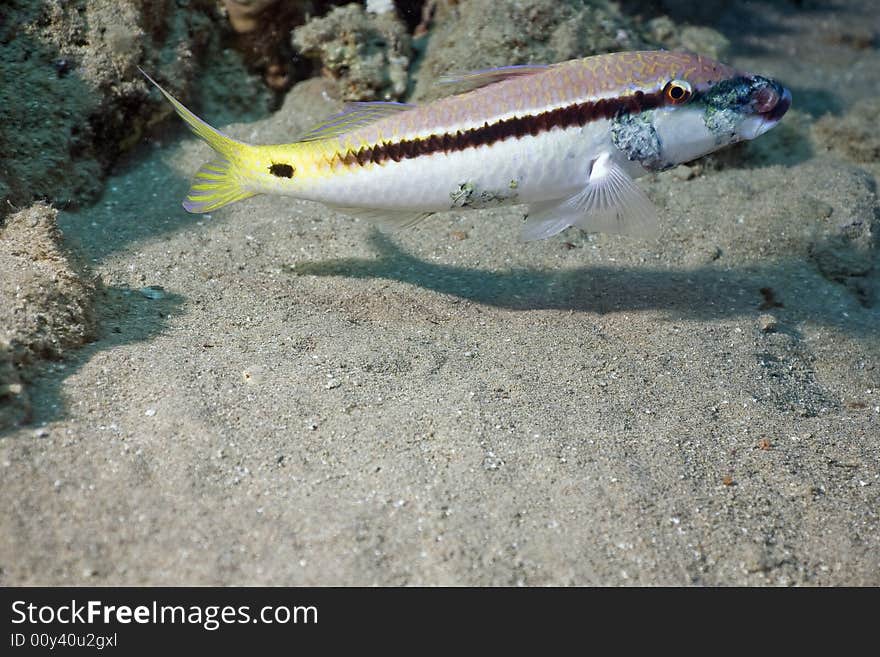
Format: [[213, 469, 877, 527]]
[[297, 101, 415, 142], [436, 63, 550, 93]]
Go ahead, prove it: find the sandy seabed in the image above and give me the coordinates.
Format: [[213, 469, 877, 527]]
[[1, 0, 879, 585]]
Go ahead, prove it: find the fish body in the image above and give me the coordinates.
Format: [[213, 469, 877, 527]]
[[142, 51, 790, 240]]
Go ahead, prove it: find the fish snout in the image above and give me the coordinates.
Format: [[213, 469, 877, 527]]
[[751, 78, 791, 122]]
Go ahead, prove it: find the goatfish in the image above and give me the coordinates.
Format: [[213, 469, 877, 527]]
[[140, 50, 790, 240]]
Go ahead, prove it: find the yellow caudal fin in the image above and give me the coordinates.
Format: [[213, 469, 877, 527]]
[[139, 68, 257, 213], [183, 155, 256, 213]]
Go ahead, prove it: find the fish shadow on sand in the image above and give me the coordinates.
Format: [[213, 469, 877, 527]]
[[292, 231, 878, 336], [1, 286, 185, 436]]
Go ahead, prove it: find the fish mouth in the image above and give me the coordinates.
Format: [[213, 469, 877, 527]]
[[748, 86, 791, 139], [760, 86, 792, 123]]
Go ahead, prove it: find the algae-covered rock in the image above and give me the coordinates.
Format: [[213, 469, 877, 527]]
[[647, 16, 730, 60], [0, 203, 97, 429], [223, 0, 282, 33], [0, 0, 267, 214], [221, 0, 314, 90], [0, 342, 25, 430], [292, 2, 412, 101]]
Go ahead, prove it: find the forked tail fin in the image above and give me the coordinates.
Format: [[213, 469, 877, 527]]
[[139, 68, 257, 213]]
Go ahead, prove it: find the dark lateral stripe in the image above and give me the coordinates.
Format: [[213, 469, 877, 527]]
[[336, 89, 665, 168]]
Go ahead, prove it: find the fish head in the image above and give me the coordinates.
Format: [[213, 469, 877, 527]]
[[702, 74, 792, 141], [611, 53, 791, 170], [648, 68, 791, 167]]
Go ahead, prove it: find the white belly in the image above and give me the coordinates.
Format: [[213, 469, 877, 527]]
[[301, 121, 632, 213]]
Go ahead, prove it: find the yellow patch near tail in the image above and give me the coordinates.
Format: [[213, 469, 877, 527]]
[[139, 67, 257, 213]]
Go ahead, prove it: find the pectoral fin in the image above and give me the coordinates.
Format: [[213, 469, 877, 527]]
[[521, 154, 658, 241]]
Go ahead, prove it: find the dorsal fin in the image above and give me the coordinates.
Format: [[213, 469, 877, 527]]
[[297, 101, 415, 142], [436, 63, 550, 93]]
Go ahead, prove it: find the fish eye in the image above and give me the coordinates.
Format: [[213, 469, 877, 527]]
[[664, 80, 693, 104]]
